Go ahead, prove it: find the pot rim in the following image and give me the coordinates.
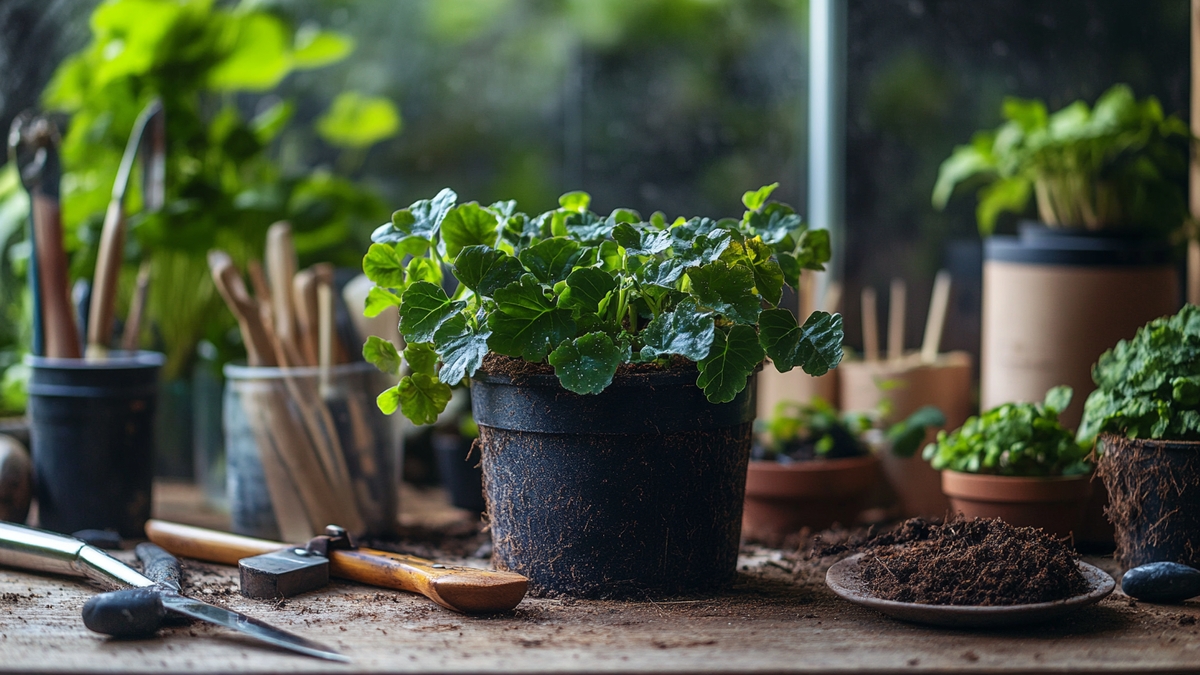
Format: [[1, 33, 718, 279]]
[[1098, 432, 1200, 451], [942, 469, 1093, 504]]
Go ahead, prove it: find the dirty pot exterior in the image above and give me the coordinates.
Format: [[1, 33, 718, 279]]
[[1097, 434, 1200, 569], [941, 470, 1092, 539], [471, 365, 755, 599]]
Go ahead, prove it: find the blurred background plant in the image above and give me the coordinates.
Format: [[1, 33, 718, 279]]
[[0, 0, 399, 396]]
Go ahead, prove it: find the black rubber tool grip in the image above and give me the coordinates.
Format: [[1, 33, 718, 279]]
[[82, 588, 166, 638], [136, 542, 182, 592]]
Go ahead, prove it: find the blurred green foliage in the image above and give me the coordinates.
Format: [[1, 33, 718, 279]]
[[2, 0, 398, 383], [933, 84, 1190, 236]]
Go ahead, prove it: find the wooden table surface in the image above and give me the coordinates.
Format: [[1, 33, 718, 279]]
[[0, 482, 1198, 674]]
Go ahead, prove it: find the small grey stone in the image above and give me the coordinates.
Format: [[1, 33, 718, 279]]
[[1121, 562, 1200, 604]]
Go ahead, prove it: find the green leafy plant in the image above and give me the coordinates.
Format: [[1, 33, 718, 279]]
[[2, 0, 399, 380], [361, 183, 844, 425], [932, 84, 1190, 236], [1079, 304, 1200, 443], [757, 398, 944, 461], [924, 386, 1090, 476]]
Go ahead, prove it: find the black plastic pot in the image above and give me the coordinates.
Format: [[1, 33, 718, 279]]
[[471, 364, 755, 599], [433, 431, 485, 514], [1098, 434, 1200, 569], [25, 352, 162, 537]]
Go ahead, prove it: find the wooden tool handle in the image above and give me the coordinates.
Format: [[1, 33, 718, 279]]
[[87, 199, 125, 356], [146, 520, 280, 565], [145, 520, 528, 614], [33, 195, 81, 358], [331, 548, 528, 614]]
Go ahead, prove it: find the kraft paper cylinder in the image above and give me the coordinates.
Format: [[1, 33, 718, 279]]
[[837, 352, 972, 519], [756, 366, 839, 420], [981, 261, 1178, 430]]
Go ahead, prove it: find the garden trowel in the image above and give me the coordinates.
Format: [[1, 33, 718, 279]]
[[145, 519, 528, 613]]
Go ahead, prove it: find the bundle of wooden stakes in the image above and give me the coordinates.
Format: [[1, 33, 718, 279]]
[[208, 222, 382, 541]]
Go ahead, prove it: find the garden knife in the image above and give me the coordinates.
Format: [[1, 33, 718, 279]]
[[145, 519, 528, 614], [0, 521, 347, 662]]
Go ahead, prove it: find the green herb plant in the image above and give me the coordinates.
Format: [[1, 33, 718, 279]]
[[2, 0, 399, 381], [360, 183, 845, 425], [758, 398, 944, 461], [1078, 304, 1200, 443], [932, 84, 1190, 237], [923, 386, 1091, 476]]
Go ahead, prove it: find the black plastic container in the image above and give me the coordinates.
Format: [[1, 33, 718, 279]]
[[26, 352, 163, 537], [1098, 434, 1200, 569], [471, 365, 755, 599], [432, 431, 485, 514]]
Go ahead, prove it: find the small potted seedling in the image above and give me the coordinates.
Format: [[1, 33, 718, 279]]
[[744, 398, 943, 541], [1079, 305, 1200, 570], [924, 386, 1093, 539], [838, 271, 971, 518], [362, 184, 844, 598]]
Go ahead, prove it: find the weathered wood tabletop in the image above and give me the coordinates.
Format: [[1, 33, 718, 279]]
[[0, 482, 1197, 674]]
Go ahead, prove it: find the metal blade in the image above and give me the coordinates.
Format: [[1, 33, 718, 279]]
[[160, 594, 348, 663]]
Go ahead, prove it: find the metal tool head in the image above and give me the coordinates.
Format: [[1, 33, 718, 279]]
[[7, 111, 61, 196], [239, 548, 329, 599]]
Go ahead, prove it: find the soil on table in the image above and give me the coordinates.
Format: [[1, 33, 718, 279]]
[[824, 517, 1090, 606]]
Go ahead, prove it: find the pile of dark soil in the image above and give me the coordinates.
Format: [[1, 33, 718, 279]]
[[827, 517, 1090, 606], [479, 352, 695, 379]]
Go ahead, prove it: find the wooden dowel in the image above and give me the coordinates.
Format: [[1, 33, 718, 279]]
[[33, 195, 81, 359], [119, 261, 152, 352], [266, 222, 298, 354], [822, 281, 843, 315], [861, 287, 879, 362], [887, 278, 906, 362], [247, 259, 271, 306], [293, 269, 319, 367], [920, 270, 952, 364]]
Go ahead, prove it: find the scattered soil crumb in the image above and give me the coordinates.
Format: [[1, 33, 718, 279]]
[[827, 517, 1089, 606], [1178, 615, 1197, 626]]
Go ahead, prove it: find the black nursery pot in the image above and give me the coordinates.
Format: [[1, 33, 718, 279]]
[[471, 363, 755, 599], [1098, 434, 1200, 569], [25, 352, 162, 537], [432, 430, 485, 514]]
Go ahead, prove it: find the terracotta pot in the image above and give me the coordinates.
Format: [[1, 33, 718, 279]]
[[743, 455, 879, 541], [941, 471, 1092, 539], [879, 452, 948, 520]]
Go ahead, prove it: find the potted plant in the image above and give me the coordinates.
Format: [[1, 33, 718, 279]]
[[1079, 305, 1200, 569], [933, 84, 1186, 429], [923, 386, 1093, 539], [744, 398, 942, 542], [362, 183, 844, 598]]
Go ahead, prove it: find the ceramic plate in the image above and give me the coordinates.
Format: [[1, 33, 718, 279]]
[[825, 553, 1115, 628]]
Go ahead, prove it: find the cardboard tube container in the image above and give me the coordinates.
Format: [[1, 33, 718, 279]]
[[981, 224, 1179, 430], [838, 351, 972, 519]]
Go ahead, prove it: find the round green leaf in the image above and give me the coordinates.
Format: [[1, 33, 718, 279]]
[[640, 299, 714, 362], [687, 260, 761, 324], [696, 325, 765, 404], [441, 202, 500, 259], [549, 332, 629, 395], [317, 91, 401, 149], [397, 374, 452, 426], [398, 281, 465, 344]]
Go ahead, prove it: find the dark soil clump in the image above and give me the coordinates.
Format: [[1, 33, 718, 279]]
[[479, 352, 696, 380], [840, 517, 1089, 606]]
